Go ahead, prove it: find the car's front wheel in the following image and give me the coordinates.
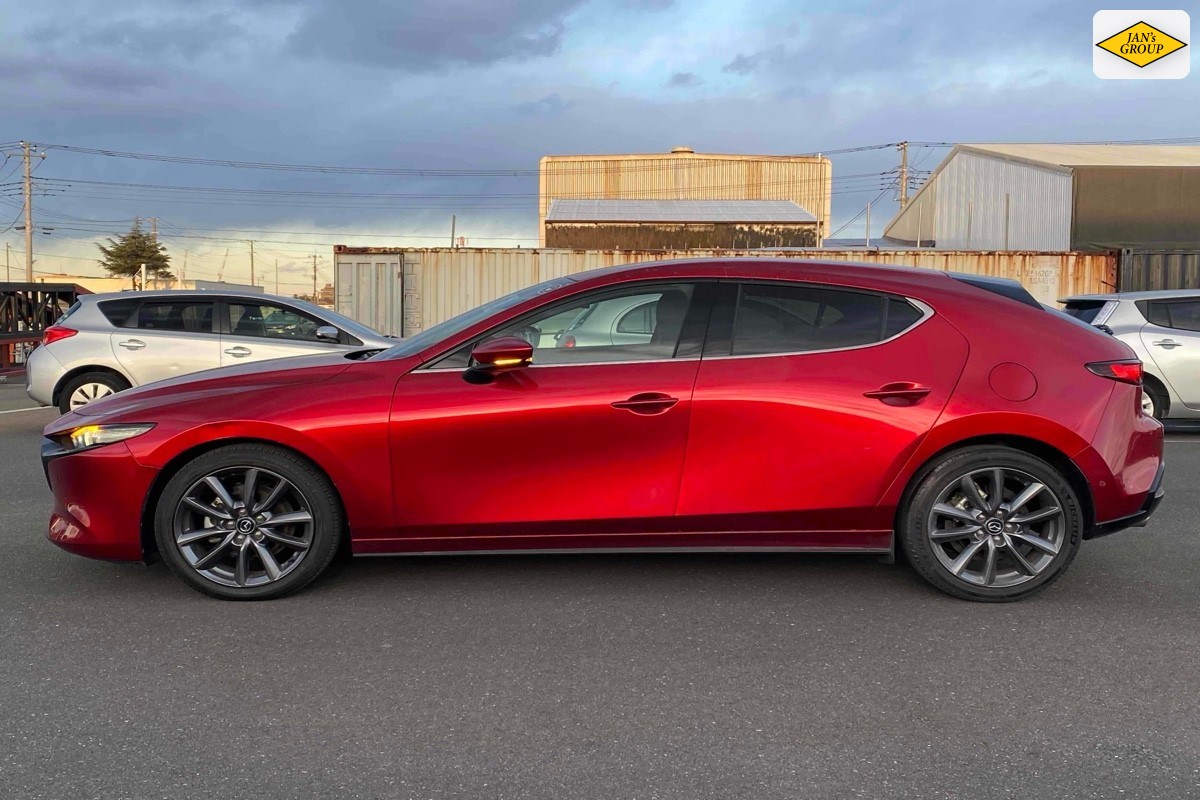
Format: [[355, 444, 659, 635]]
[[898, 446, 1083, 602], [154, 444, 343, 600]]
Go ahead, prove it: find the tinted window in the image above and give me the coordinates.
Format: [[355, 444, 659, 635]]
[[134, 301, 214, 333], [1143, 301, 1171, 327], [1166, 300, 1200, 332], [229, 302, 326, 341], [884, 298, 922, 338], [615, 300, 657, 334], [731, 284, 893, 356], [1063, 300, 1108, 324], [98, 298, 140, 327]]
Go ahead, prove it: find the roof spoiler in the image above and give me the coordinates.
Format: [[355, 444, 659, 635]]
[[947, 272, 1042, 309]]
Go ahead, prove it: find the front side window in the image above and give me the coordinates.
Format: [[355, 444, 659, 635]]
[[229, 302, 327, 341], [730, 283, 919, 356], [436, 284, 696, 368], [133, 301, 215, 334]]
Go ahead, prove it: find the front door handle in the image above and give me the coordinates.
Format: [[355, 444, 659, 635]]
[[864, 382, 932, 405], [611, 392, 679, 415], [117, 339, 146, 350], [224, 346, 253, 358], [1153, 339, 1182, 349]]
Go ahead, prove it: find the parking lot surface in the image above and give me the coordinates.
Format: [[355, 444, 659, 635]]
[[2, 382, 1198, 799]]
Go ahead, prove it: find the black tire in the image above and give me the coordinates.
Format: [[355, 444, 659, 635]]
[[898, 446, 1083, 602], [154, 444, 343, 600], [1142, 380, 1168, 421], [58, 371, 130, 414]]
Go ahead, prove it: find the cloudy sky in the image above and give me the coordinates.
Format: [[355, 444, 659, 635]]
[[0, 0, 1194, 291]]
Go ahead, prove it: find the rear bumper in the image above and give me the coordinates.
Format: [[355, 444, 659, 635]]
[[1085, 460, 1166, 540], [43, 438, 157, 561], [24, 345, 60, 407]]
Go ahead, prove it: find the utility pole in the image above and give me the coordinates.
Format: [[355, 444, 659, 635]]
[[248, 240, 256, 286], [865, 201, 872, 248], [450, 215, 456, 248], [5, 242, 9, 282], [274, 259, 279, 295], [311, 254, 318, 299], [181, 250, 188, 286], [897, 141, 909, 208], [21, 141, 43, 282], [150, 217, 158, 242]]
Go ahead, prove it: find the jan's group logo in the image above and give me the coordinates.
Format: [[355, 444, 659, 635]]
[[1094, 10, 1190, 79]]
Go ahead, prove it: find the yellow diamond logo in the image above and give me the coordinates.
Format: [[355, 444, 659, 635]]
[[1096, 21, 1188, 68]]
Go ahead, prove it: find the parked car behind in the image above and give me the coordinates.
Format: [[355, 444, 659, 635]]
[[26, 290, 393, 413], [1062, 290, 1200, 422]]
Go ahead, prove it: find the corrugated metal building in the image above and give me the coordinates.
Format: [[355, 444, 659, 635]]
[[885, 144, 1200, 251], [333, 246, 1115, 337], [543, 199, 820, 249], [538, 147, 833, 246]]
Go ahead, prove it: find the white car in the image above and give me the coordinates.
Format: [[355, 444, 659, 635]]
[[1062, 290, 1200, 422], [27, 290, 393, 413]]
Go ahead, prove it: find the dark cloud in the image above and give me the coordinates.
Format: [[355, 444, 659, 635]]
[[0, 54, 165, 92], [667, 71, 701, 88], [284, 0, 589, 71], [512, 93, 574, 116], [73, 16, 246, 59]]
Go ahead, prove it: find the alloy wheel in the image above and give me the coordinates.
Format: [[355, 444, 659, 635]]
[[69, 382, 115, 409], [172, 466, 314, 588], [926, 467, 1065, 589]]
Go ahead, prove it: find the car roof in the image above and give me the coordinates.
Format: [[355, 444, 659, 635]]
[[84, 289, 303, 303], [1062, 289, 1199, 302]]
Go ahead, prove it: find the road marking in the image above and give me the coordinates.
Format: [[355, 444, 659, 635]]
[[0, 406, 54, 416]]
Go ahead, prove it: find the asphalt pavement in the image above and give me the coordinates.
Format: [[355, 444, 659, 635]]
[[1, 380, 1198, 799]]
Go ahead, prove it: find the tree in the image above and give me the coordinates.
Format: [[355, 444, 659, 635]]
[[98, 221, 173, 289]]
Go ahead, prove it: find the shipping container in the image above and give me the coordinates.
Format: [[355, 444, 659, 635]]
[[334, 247, 1116, 337], [539, 148, 833, 245]]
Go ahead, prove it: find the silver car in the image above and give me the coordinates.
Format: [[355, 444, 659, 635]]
[[1062, 290, 1200, 421], [26, 290, 393, 414]]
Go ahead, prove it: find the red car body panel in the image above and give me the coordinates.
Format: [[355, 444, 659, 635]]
[[41, 259, 1164, 565]]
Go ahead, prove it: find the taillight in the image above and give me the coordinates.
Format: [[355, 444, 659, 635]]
[[41, 326, 78, 347], [1086, 360, 1143, 385]]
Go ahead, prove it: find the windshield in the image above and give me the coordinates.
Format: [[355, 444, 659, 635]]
[[374, 276, 573, 360]]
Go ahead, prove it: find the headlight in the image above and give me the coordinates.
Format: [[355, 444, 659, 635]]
[[60, 424, 155, 452]]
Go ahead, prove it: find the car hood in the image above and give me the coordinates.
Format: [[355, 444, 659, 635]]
[[69, 352, 355, 420]]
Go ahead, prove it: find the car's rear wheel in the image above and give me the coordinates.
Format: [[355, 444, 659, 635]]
[[154, 444, 342, 600], [899, 446, 1083, 602], [59, 371, 130, 414], [1142, 382, 1167, 420]]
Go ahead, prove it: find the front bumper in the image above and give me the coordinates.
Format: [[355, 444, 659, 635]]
[[1085, 460, 1166, 540], [42, 438, 158, 561]]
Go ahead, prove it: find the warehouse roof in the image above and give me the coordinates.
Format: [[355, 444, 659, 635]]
[[962, 143, 1200, 168], [546, 199, 817, 223]]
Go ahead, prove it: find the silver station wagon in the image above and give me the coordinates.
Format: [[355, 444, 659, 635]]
[[26, 290, 393, 413]]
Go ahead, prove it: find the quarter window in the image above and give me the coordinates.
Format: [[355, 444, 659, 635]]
[[730, 283, 920, 356], [132, 301, 215, 333]]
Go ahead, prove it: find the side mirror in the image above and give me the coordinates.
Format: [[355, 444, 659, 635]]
[[465, 336, 533, 382], [315, 325, 340, 342]]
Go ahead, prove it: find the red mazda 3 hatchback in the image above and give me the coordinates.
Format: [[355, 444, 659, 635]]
[[41, 259, 1164, 601]]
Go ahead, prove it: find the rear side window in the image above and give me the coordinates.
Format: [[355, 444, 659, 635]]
[[133, 301, 215, 333], [730, 284, 921, 356], [98, 298, 140, 327], [1140, 299, 1200, 332], [615, 301, 657, 334]]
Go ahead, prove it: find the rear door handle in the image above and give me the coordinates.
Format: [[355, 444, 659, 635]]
[[224, 346, 253, 358], [117, 339, 146, 350], [864, 382, 932, 405], [611, 392, 679, 415], [1153, 339, 1182, 349]]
